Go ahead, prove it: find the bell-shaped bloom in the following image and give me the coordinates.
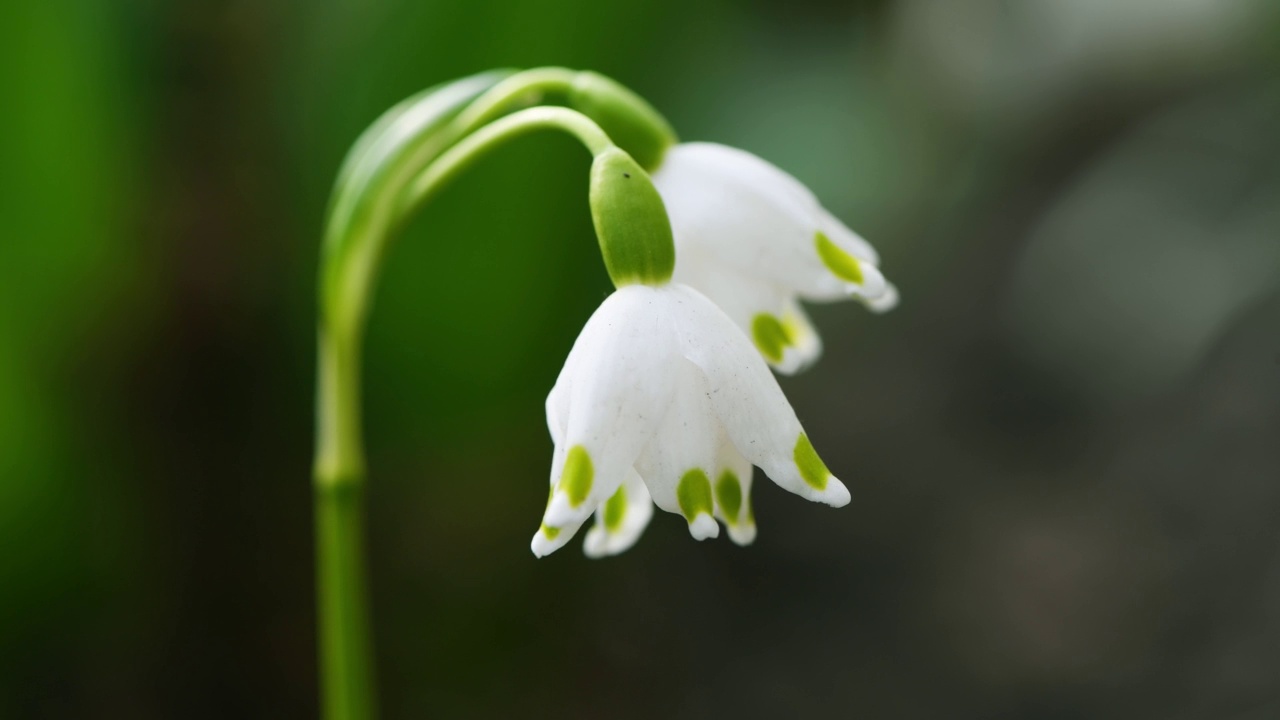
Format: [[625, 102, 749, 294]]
[[651, 142, 897, 374], [532, 283, 849, 558]]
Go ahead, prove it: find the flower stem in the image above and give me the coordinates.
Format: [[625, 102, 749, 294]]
[[315, 82, 621, 720], [315, 480, 375, 720], [398, 106, 613, 221], [313, 73, 508, 720], [315, 325, 376, 720], [449, 66, 580, 131]]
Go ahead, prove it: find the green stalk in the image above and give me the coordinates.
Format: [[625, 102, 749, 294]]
[[314, 72, 511, 720], [315, 482, 374, 720], [315, 82, 624, 720], [398, 106, 613, 218], [315, 322, 374, 720]]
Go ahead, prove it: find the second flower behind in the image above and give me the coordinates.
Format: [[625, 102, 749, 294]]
[[652, 142, 898, 375]]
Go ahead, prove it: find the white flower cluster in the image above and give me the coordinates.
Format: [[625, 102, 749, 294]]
[[534, 141, 894, 557]]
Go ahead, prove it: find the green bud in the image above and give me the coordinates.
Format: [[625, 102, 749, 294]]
[[568, 71, 677, 172], [589, 147, 676, 287]]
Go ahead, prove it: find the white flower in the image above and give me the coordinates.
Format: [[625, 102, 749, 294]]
[[651, 142, 897, 374], [532, 282, 850, 558]]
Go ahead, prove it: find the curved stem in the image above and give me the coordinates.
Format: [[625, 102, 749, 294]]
[[395, 68, 676, 223], [398, 106, 612, 222], [312, 75, 510, 720], [315, 96, 615, 720], [449, 67, 578, 132]]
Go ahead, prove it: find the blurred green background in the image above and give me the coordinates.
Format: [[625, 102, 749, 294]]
[[3, 0, 1280, 717]]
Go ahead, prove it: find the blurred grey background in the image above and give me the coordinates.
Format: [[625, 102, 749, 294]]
[[2, 0, 1278, 717]]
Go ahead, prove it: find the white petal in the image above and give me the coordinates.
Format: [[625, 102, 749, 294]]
[[633, 361, 722, 541], [655, 142, 889, 303], [798, 236, 889, 302], [861, 280, 899, 314], [544, 281, 612, 447], [545, 364, 571, 448], [531, 516, 586, 558], [541, 286, 678, 535], [711, 437, 757, 546], [673, 261, 822, 375], [818, 207, 878, 264], [657, 142, 819, 215], [545, 390, 569, 491], [655, 144, 825, 286], [672, 257, 765, 333], [667, 284, 851, 508], [582, 469, 654, 558], [780, 300, 822, 373], [544, 298, 596, 473]]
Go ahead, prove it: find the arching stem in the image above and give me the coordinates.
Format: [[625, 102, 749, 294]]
[[314, 102, 616, 720], [398, 106, 613, 220]]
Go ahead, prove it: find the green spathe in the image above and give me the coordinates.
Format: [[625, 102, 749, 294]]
[[677, 469, 715, 522], [589, 148, 676, 287], [561, 445, 594, 506], [793, 434, 830, 491], [568, 71, 677, 172]]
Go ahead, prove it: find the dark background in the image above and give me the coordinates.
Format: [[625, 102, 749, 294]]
[[3, 0, 1279, 717]]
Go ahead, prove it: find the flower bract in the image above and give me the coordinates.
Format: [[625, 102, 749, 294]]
[[533, 283, 849, 558], [651, 142, 897, 374]]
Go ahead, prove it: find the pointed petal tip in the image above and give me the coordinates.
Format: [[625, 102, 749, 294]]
[[848, 262, 886, 299], [531, 520, 582, 558], [770, 350, 805, 376], [581, 511, 651, 559], [543, 490, 579, 527], [770, 342, 820, 376], [821, 477, 851, 508], [582, 527, 609, 559], [530, 532, 555, 558], [864, 282, 899, 314], [688, 514, 720, 540], [726, 522, 757, 546], [769, 362, 800, 376], [818, 209, 880, 265]]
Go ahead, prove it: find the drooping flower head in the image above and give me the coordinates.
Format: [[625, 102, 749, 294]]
[[652, 142, 898, 374], [357, 72, 859, 558], [533, 283, 849, 557], [528, 133, 853, 558]]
